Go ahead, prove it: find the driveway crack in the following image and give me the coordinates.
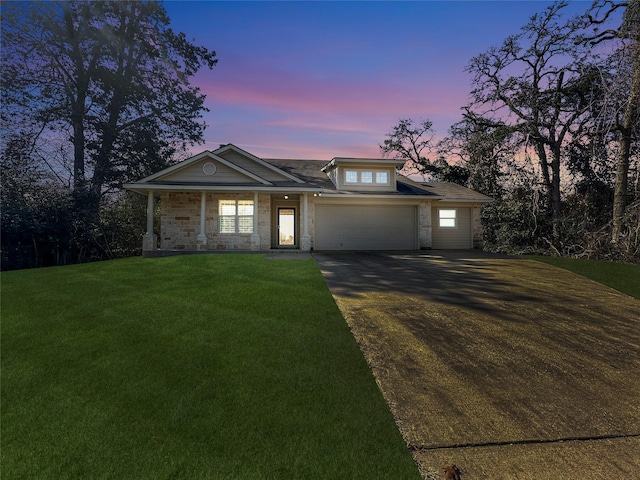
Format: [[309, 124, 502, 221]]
[[408, 432, 640, 452]]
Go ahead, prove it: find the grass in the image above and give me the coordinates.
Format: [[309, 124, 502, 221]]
[[1, 255, 420, 480], [525, 256, 640, 300]]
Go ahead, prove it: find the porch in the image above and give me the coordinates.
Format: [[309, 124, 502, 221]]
[[141, 190, 317, 254]]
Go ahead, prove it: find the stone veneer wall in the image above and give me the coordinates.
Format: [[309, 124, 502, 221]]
[[418, 200, 433, 249], [160, 192, 200, 250], [472, 205, 484, 249], [160, 192, 272, 250]]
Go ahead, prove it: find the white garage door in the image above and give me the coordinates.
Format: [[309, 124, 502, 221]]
[[431, 206, 472, 249], [315, 205, 417, 250]]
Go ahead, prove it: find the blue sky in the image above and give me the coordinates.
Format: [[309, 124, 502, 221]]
[[163, 1, 591, 160]]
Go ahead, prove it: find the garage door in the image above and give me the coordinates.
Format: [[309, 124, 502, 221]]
[[315, 205, 417, 250], [431, 206, 472, 249]]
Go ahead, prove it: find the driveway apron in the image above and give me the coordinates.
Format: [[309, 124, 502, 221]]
[[314, 252, 640, 479]]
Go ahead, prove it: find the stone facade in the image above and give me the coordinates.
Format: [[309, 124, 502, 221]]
[[472, 204, 484, 249], [160, 192, 273, 251], [418, 200, 433, 249]]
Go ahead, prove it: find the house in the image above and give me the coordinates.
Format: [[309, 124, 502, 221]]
[[123, 144, 491, 254]]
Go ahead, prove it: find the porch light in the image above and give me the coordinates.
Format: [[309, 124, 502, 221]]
[[284, 195, 289, 199]]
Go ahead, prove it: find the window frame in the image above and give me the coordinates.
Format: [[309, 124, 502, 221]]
[[345, 170, 358, 184], [343, 168, 391, 186], [438, 208, 457, 228], [219, 199, 254, 234]]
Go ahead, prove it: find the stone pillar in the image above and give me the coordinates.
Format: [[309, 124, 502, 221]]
[[418, 201, 432, 249], [142, 190, 157, 251], [301, 193, 311, 251], [251, 191, 261, 250], [196, 191, 207, 250]]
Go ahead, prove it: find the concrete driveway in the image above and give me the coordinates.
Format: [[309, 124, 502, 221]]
[[314, 251, 640, 479]]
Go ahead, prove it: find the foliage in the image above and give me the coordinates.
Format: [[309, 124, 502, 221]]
[[1, 0, 216, 269], [1, 255, 420, 479], [433, 0, 639, 261]]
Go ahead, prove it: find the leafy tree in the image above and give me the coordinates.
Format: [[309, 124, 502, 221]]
[[1, 0, 216, 219], [1, 0, 216, 266]]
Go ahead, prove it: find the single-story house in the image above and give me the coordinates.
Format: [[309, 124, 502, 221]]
[[123, 143, 491, 254]]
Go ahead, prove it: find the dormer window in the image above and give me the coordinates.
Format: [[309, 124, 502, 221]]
[[376, 171, 388, 184], [343, 169, 390, 186], [321, 157, 404, 192]]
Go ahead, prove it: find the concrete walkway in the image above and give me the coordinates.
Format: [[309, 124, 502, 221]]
[[314, 251, 640, 479]]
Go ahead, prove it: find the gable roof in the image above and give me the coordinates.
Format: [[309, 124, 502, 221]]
[[137, 150, 274, 185], [124, 144, 491, 203]]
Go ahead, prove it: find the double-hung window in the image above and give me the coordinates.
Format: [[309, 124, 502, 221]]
[[219, 199, 254, 233]]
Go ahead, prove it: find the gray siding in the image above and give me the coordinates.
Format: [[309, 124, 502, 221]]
[[431, 206, 472, 249], [158, 159, 260, 183]]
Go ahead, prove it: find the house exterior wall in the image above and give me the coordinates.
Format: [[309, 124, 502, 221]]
[[160, 192, 272, 251], [431, 203, 473, 249], [158, 159, 261, 184], [158, 192, 483, 252]]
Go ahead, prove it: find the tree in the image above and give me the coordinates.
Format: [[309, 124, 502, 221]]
[[379, 118, 471, 183], [1, 1, 217, 222], [465, 1, 595, 240], [440, 113, 520, 197], [581, 0, 640, 242], [379, 118, 439, 178]]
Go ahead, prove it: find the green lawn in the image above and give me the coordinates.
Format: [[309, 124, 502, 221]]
[[1, 255, 420, 480], [526, 256, 640, 300]]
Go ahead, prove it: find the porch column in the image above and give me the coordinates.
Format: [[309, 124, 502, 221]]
[[251, 191, 261, 250], [196, 191, 207, 250], [301, 193, 311, 251], [142, 190, 157, 251]]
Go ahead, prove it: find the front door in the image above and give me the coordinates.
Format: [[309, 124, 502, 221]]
[[278, 207, 296, 247]]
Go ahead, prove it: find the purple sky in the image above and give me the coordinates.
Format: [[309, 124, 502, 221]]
[[164, 1, 590, 160]]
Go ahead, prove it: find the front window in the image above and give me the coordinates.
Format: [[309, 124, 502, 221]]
[[438, 209, 457, 228], [219, 199, 254, 233], [361, 171, 373, 183]]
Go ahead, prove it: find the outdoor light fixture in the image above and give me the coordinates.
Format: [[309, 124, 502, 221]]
[[284, 195, 289, 199]]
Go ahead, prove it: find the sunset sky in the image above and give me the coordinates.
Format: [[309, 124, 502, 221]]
[[163, 1, 590, 160]]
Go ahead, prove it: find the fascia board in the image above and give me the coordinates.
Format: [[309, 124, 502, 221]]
[[123, 184, 321, 194], [317, 192, 446, 200]]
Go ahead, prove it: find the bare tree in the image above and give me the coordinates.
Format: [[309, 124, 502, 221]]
[[379, 118, 438, 178], [465, 1, 594, 240], [582, 0, 640, 242]]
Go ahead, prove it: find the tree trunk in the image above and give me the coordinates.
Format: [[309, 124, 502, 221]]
[[612, 17, 640, 242]]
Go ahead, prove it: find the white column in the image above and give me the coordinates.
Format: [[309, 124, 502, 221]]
[[301, 193, 311, 251], [251, 191, 261, 250], [142, 190, 156, 251], [197, 191, 207, 249]]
